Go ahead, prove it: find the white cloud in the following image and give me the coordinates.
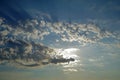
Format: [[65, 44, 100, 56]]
[[0, 16, 119, 47], [24, 44, 32, 54], [0, 17, 4, 25], [39, 20, 46, 27], [0, 30, 9, 36]]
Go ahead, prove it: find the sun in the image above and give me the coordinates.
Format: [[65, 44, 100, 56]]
[[60, 48, 80, 59]]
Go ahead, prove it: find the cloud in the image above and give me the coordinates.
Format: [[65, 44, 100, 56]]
[[0, 39, 75, 67], [1, 15, 120, 49], [0, 13, 120, 67], [0, 17, 4, 25], [0, 34, 75, 67], [1, 16, 119, 45], [46, 21, 118, 45]]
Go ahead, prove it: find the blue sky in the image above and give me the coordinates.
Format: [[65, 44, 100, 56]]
[[0, 0, 120, 80], [1, 0, 120, 22], [0, 0, 119, 48]]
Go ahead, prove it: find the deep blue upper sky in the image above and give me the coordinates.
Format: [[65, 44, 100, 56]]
[[0, 0, 120, 23]]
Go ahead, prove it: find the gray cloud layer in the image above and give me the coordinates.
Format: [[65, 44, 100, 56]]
[[0, 38, 55, 66], [0, 38, 75, 67]]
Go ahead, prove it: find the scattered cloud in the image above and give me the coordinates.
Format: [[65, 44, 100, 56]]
[[0, 13, 120, 67], [0, 16, 119, 46]]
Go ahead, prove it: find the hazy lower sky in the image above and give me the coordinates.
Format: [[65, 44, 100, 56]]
[[0, 0, 120, 80]]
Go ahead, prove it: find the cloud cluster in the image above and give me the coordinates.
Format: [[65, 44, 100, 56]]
[[0, 14, 119, 67], [0, 38, 56, 66], [0, 39, 75, 67], [44, 21, 118, 45], [0, 18, 76, 66], [0, 16, 119, 46]]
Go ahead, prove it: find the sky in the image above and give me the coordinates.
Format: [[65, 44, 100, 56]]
[[0, 0, 120, 80]]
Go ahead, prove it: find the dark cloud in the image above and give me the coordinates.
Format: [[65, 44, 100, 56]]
[[0, 36, 75, 67], [0, 39, 51, 62]]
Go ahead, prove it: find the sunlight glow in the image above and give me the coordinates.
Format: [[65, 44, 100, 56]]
[[60, 48, 80, 59], [56, 48, 81, 72]]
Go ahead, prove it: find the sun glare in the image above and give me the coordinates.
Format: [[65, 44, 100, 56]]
[[56, 48, 81, 72], [60, 48, 80, 59]]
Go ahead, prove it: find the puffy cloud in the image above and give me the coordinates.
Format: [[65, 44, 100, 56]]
[[0, 18, 50, 41], [0, 15, 119, 67], [0, 17, 4, 25], [0, 39, 54, 66], [0, 30, 9, 36], [0, 38, 75, 67], [1, 16, 120, 47], [1, 16, 120, 46], [46, 21, 117, 44]]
